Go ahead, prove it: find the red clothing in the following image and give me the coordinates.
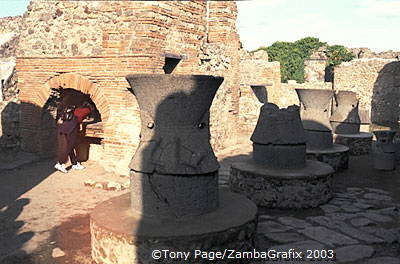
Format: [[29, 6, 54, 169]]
[[74, 107, 91, 123]]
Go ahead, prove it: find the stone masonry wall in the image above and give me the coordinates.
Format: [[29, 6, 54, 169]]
[[335, 58, 400, 126], [15, 0, 241, 175]]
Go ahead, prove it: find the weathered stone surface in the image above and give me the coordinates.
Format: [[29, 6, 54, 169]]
[[306, 144, 349, 172], [330, 90, 361, 134], [334, 59, 400, 126], [277, 217, 311, 229], [126, 74, 223, 175], [130, 171, 219, 218], [298, 226, 358, 247], [360, 227, 399, 243], [361, 212, 393, 223], [263, 232, 306, 244], [364, 193, 392, 201], [257, 221, 293, 233], [334, 132, 373, 155], [320, 204, 341, 214], [229, 160, 334, 208], [296, 89, 333, 131], [364, 257, 400, 264], [91, 191, 257, 264], [251, 104, 306, 145], [335, 245, 375, 263], [350, 217, 376, 227]]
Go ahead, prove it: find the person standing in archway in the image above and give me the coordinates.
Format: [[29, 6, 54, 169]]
[[55, 105, 79, 173], [71, 100, 94, 170]]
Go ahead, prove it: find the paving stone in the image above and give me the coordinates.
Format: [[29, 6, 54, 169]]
[[370, 206, 399, 217], [340, 204, 362, 213], [257, 221, 292, 234], [362, 212, 393, 223], [363, 256, 400, 264], [320, 204, 341, 214], [334, 222, 383, 244], [365, 188, 390, 195], [360, 227, 399, 244], [347, 187, 363, 192], [350, 217, 377, 227], [353, 201, 374, 209], [364, 193, 392, 201], [258, 215, 274, 222], [335, 245, 375, 263], [277, 217, 312, 229], [307, 216, 341, 228], [298, 226, 358, 247], [328, 212, 357, 221], [269, 239, 326, 252], [263, 232, 306, 243], [335, 192, 357, 199]]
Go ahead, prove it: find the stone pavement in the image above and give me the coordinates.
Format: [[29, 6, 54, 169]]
[[0, 143, 399, 263], [217, 143, 400, 264]]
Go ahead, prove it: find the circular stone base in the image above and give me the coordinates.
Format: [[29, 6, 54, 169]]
[[90, 191, 257, 264], [229, 160, 334, 209], [306, 144, 349, 172], [334, 132, 373, 156]]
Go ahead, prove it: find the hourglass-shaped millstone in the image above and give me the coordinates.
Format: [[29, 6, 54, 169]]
[[330, 91, 361, 134], [374, 130, 396, 153], [296, 88, 334, 150], [251, 103, 307, 169], [373, 130, 396, 170], [126, 74, 223, 219]]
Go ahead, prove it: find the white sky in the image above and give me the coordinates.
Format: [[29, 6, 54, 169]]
[[237, 0, 400, 52], [0, 0, 398, 53]]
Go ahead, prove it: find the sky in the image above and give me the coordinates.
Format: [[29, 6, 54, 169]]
[[0, 0, 398, 53]]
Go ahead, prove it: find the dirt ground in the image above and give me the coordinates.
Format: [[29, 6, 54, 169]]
[[0, 143, 399, 263]]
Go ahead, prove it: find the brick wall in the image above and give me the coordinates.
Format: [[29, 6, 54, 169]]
[[16, 0, 241, 175]]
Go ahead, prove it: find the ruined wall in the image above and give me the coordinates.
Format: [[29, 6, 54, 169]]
[[335, 58, 400, 126], [238, 49, 280, 140], [304, 48, 328, 83], [350, 48, 400, 60], [15, 0, 241, 174], [0, 16, 22, 150]]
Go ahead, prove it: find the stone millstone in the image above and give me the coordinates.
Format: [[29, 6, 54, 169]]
[[90, 191, 257, 264], [126, 74, 223, 175], [330, 90, 361, 134], [306, 144, 349, 172], [334, 132, 373, 155], [229, 160, 334, 208], [251, 103, 307, 169], [296, 88, 333, 131], [90, 74, 259, 264]]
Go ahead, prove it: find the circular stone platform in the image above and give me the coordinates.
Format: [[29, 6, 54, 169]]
[[229, 160, 334, 209], [334, 132, 373, 156], [91, 191, 257, 264], [306, 144, 349, 172]]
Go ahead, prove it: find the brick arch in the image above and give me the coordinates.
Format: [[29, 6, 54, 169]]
[[42, 73, 110, 122]]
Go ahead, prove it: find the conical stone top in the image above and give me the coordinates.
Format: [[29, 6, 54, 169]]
[[251, 103, 306, 145], [126, 74, 224, 175]]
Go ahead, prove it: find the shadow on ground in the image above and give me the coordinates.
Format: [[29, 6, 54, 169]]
[[0, 163, 55, 263], [0, 99, 57, 263]]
